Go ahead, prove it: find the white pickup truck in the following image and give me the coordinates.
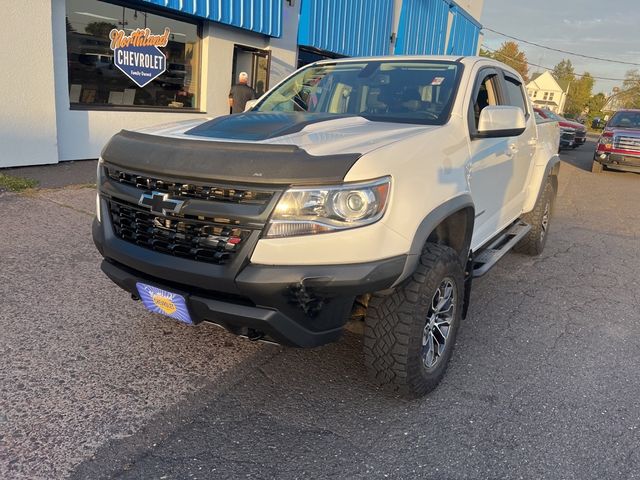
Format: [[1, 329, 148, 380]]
[[93, 56, 560, 397]]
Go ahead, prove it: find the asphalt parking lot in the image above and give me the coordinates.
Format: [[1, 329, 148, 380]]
[[1, 140, 639, 479]]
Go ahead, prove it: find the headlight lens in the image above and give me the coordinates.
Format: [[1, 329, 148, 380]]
[[266, 177, 391, 238]]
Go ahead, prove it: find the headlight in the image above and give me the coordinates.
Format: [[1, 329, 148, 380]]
[[265, 176, 391, 238]]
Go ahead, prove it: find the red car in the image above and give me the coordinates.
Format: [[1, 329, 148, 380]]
[[592, 109, 640, 173], [534, 108, 587, 147]]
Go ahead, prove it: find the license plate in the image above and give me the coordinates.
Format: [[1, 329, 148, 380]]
[[136, 282, 193, 325]]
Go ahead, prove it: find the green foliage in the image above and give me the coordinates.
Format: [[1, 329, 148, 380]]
[[85, 21, 117, 38], [618, 70, 640, 109], [587, 92, 607, 115], [552, 59, 575, 91], [566, 73, 594, 116], [0, 174, 39, 192], [487, 42, 530, 82], [552, 59, 594, 116]]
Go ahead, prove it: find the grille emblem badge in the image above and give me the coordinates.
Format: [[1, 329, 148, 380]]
[[139, 191, 185, 216]]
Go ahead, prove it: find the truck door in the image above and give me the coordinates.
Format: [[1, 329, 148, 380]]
[[500, 71, 537, 220], [467, 68, 517, 249]]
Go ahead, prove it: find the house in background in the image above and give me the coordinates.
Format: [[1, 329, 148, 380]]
[[526, 71, 567, 114]]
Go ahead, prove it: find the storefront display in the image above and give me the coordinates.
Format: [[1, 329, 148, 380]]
[[65, 0, 201, 110]]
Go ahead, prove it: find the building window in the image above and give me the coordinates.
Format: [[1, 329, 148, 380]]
[[532, 90, 537, 98], [66, 0, 201, 110], [297, 46, 345, 69], [549, 92, 555, 101], [543, 92, 549, 101]]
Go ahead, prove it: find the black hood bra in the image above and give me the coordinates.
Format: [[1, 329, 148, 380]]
[[100, 124, 362, 185]]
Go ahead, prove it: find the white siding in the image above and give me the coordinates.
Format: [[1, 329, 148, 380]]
[[0, 1, 59, 167]]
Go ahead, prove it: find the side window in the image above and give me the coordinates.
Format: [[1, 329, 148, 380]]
[[504, 75, 528, 117], [472, 73, 501, 130]]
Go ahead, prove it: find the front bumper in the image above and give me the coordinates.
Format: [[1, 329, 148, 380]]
[[93, 218, 405, 347], [595, 151, 640, 173]]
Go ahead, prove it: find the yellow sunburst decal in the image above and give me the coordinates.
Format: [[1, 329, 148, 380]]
[[152, 294, 177, 315]]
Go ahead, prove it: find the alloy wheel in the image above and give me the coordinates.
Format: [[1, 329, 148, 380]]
[[422, 278, 456, 369]]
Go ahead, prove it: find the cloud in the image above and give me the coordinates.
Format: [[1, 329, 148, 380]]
[[562, 18, 603, 27]]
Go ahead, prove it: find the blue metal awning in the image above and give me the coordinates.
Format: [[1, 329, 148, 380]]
[[139, 0, 282, 37], [297, 0, 394, 57], [395, 0, 481, 56], [446, 3, 481, 55], [394, 0, 449, 55]]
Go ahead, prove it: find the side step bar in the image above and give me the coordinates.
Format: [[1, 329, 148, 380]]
[[472, 221, 531, 277]]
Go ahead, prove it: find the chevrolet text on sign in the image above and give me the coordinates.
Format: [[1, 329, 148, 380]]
[[109, 27, 170, 88]]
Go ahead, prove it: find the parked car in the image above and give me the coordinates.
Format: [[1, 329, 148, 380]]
[[93, 56, 560, 397], [534, 107, 587, 148], [534, 110, 573, 151], [592, 109, 640, 173]]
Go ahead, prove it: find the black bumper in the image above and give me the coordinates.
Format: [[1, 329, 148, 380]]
[[93, 218, 405, 348]]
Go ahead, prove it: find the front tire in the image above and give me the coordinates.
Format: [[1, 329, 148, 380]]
[[514, 178, 555, 256], [364, 243, 464, 398], [591, 159, 603, 173]]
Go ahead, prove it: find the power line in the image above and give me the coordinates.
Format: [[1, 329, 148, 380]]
[[483, 46, 627, 82], [482, 27, 640, 67]]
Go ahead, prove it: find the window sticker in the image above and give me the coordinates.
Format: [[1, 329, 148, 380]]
[[109, 28, 170, 88], [431, 77, 445, 86]]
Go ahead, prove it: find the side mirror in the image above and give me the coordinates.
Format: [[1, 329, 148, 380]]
[[475, 105, 527, 138], [244, 99, 259, 112]]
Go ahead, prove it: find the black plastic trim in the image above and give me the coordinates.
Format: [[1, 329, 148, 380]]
[[472, 127, 527, 139], [393, 195, 475, 287], [101, 130, 362, 185]]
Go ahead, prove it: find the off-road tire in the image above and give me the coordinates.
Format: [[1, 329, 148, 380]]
[[514, 178, 555, 256], [591, 159, 603, 173], [363, 243, 464, 398]]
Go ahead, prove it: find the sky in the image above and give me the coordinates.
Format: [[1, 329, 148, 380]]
[[480, 0, 640, 93]]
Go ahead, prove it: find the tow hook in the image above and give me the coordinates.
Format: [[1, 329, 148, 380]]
[[247, 329, 265, 341]]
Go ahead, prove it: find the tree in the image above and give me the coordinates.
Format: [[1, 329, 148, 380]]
[[565, 72, 594, 116], [618, 69, 640, 109], [487, 41, 530, 82], [479, 47, 494, 59], [586, 92, 607, 115], [552, 59, 575, 92], [85, 21, 117, 39], [552, 59, 594, 116]]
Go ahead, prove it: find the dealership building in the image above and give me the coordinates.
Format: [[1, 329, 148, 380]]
[[1, 0, 483, 168]]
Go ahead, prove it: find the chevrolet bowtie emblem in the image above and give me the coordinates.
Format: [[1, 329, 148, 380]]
[[139, 191, 185, 216]]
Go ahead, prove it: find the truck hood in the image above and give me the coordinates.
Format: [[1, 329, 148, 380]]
[[559, 120, 586, 132], [605, 127, 640, 136], [135, 112, 434, 157]]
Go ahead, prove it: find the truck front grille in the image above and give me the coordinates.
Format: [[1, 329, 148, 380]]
[[614, 135, 640, 153], [106, 167, 274, 205], [108, 199, 251, 265]]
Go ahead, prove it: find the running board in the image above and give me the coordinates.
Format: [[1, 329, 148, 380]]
[[472, 221, 531, 277]]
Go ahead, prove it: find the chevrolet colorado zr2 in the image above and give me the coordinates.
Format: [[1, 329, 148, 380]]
[[93, 56, 560, 397]]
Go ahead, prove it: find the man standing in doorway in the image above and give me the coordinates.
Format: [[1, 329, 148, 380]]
[[228, 72, 256, 114]]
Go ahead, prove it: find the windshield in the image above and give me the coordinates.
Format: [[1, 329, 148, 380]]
[[254, 60, 461, 125], [609, 111, 640, 128], [541, 109, 563, 121]]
